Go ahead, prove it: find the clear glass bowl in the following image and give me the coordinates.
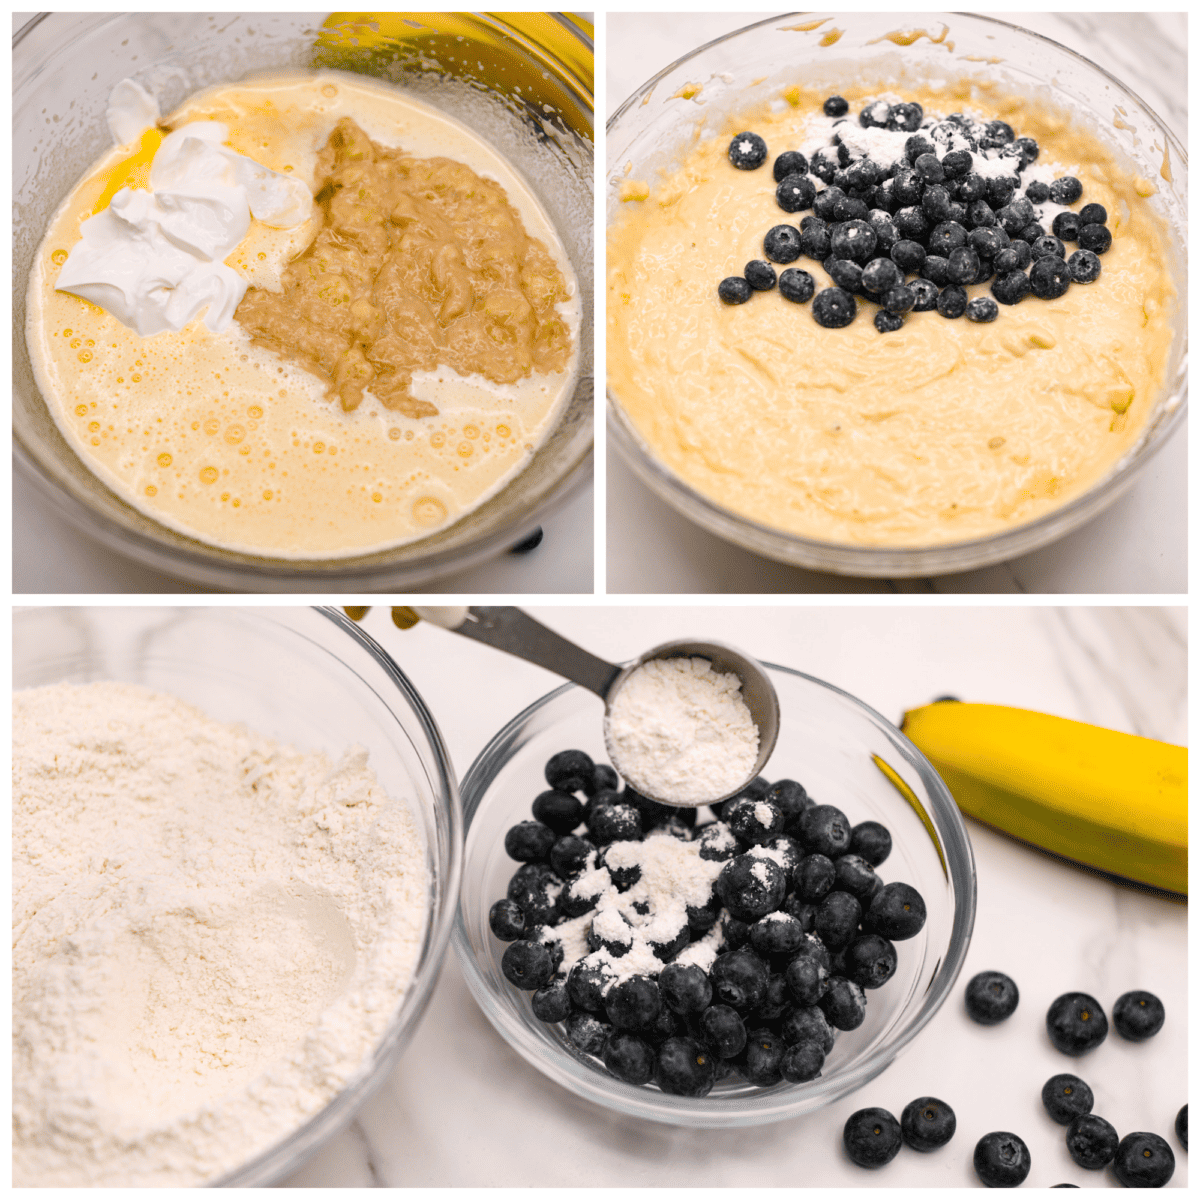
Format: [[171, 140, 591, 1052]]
[[606, 12, 1187, 578], [453, 661, 976, 1126], [13, 13, 593, 591], [12, 605, 463, 1185]]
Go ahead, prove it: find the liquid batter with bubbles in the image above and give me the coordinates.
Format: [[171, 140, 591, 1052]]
[[27, 73, 581, 558]]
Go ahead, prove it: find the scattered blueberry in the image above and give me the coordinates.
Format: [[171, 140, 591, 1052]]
[[874, 310, 904, 333], [718, 276, 753, 305], [844, 1107, 903, 1167], [965, 970, 1020, 1024], [773, 149, 810, 181], [741, 259, 776, 292], [966, 296, 999, 323], [812, 287, 858, 329], [823, 95, 849, 118], [1113, 1132, 1175, 1188], [1047, 992, 1109, 1056], [1066, 1113, 1119, 1169], [763, 224, 803, 263], [882, 284, 916, 315], [974, 1131, 1032, 1187], [901, 1096, 957, 1151], [1042, 1073, 1095, 1124], [862, 256, 903, 294], [1112, 990, 1165, 1041], [1032, 235, 1066, 260], [1025, 179, 1051, 204], [1067, 249, 1101, 283], [728, 131, 768, 170], [909, 278, 940, 311], [825, 256, 863, 291], [1049, 175, 1083, 205], [1175, 1104, 1186, 1150], [936, 284, 969, 318]]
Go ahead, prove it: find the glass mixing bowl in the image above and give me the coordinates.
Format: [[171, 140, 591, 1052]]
[[12, 605, 463, 1185], [606, 12, 1187, 578], [13, 12, 593, 591], [453, 661, 976, 1126]]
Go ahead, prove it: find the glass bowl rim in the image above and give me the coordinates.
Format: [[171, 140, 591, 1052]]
[[452, 658, 978, 1125]]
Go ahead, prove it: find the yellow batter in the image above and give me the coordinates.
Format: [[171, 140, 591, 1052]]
[[607, 80, 1175, 546], [28, 73, 580, 559]]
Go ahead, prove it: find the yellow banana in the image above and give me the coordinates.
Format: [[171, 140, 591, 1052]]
[[901, 702, 1187, 895]]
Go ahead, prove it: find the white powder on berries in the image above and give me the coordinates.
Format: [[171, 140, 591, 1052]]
[[603, 657, 759, 805], [12, 682, 429, 1188]]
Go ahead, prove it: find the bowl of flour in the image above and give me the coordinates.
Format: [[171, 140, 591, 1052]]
[[11, 606, 463, 1186], [453, 662, 975, 1126]]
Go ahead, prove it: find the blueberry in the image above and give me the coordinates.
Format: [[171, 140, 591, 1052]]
[[981, 120, 1016, 148], [763, 224, 803, 264], [799, 220, 832, 261], [812, 287, 858, 329], [921, 184, 952, 222], [1042, 1073, 1095, 1124], [605, 975, 662, 1031], [1067, 1113, 1119, 1169], [549, 834, 593, 878], [779, 893, 816, 931], [936, 284, 968, 319], [813, 185, 848, 222], [710, 946, 770, 1010], [941, 149, 973, 179], [507, 861, 560, 924], [946, 246, 980, 285], [764, 778, 810, 830], [1024, 179, 1051, 204], [728, 131, 767, 170], [871, 309, 901, 333], [1031, 234, 1066, 260], [1029, 256, 1071, 300], [1013, 136, 1040, 166], [749, 973, 790, 1025], [1051, 211, 1081, 242], [844, 1107, 903, 1167], [781, 1003, 836, 1053], [1112, 990, 1165, 1041], [721, 913, 752, 950], [587, 762, 620, 796], [909, 278, 939, 311], [1113, 1132, 1175, 1187], [845, 933, 898, 989], [991, 269, 1031, 306], [893, 168, 925, 207], [501, 939, 555, 990], [1047, 992, 1108, 1055], [874, 176, 898, 213], [861, 256, 903, 294], [566, 1009, 610, 1055], [1019, 221, 1046, 245], [739, 1027, 785, 1087], [716, 853, 787, 922], [966, 296, 999, 323], [1078, 223, 1112, 254], [567, 959, 609, 1011], [784, 954, 829, 1006], [656, 962, 711, 1016], [823, 95, 849, 118], [986, 175, 1017, 207], [642, 1004, 684, 1046], [603, 1029, 656, 1083], [849, 821, 892, 866], [1067, 249, 1101, 283], [777, 173, 817, 213], [696, 821, 740, 862], [902, 1096, 957, 1151], [586, 801, 642, 845], [965, 970, 1020, 1024], [810, 146, 840, 184], [832, 854, 878, 900], [532, 789, 585, 835], [825, 256, 863, 292], [815, 890, 862, 950], [920, 254, 951, 286], [773, 149, 810, 182], [780, 1039, 825, 1082], [890, 239, 926, 273], [646, 918, 690, 963], [546, 749, 594, 793], [505, 819, 557, 862], [927, 219, 968, 257], [718, 276, 753, 305], [996, 203, 1029, 236], [887, 101, 924, 132], [1175, 1105, 1187, 1149], [725, 796, 784, 845], [865, 882, 927, 940], [489, 898, 526, 940], [882, 285, 916, 315], [859, 99, 891, 129], [778, 267, 816, 304], [791, 930, 833, 971], [1049, 175, 1083, 205], [894, 205, 929, 241], [698, 1002, 747, 1057], [974, 1131, 1032, 1187], [655, 1035, 717, 1096], [1077, 202, 1106, 226], [799, 804, 852, 857], [531, 978, 572, 1023], [750, 911, 805, 958], [1006, 239, 1033, 270], [794, 853, 836, 902], [744, 259, 777, 291], [686, 889, 722, 935], [914, 152, 944, 183], [821, 976, 867, 1030], [830, 219, 878, 263], [958, 172, 988, 203]]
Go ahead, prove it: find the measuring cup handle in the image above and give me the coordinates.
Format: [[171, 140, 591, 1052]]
[[450, 607, 621, 700]]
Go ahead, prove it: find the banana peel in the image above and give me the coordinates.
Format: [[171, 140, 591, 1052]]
[[901, 702, 1187, 895]]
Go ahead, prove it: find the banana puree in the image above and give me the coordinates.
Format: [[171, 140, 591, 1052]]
[[607, 81, 1175, 546], [28, 73, 581, 559]]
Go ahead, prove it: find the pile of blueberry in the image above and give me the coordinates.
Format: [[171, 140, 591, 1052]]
[[843, 969, 1182, 1185], [718, 95, 1112, 332], [489, 748, 927, 1097]]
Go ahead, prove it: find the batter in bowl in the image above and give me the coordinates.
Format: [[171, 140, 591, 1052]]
[[607, 80, 1175, 547], [27, 73, 581, 558]]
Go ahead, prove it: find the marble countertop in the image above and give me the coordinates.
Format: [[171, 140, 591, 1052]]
[[281, 604, 1187, 1188], [604, 13, 1187, 595]]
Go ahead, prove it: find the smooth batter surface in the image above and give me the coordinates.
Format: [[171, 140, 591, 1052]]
[[608, 81, 1175, 546], [29, 74, 581, 558]]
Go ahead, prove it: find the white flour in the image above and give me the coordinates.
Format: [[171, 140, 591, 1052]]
[[603, 657, 759, 804], [12, 682, 429, 1187]]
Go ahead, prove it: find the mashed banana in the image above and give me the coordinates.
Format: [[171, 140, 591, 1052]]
[[607, 81, 1175, 546]]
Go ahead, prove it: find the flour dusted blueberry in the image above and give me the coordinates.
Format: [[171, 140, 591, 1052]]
[[717, 852, 787, 921], [936, 284, 968, 319], [780, 1040, 825, 1083], [1113, 1132, 1175, 1188], [749, 911, 805, 958], [1047, 992, 1108, 1056], [1031, 234, 1065, 259], [890, 239, 926, 274], [946, 247, 980, 286], [603, 1030, 655, 1084], [1067, 249, 1101, 283], [507, 861, 561, 924], [799, 219, 832, 260], [785, 954, 829, 1006], [696, 821, 739, 862], [725, 796, 784, 845], [887, 101, 924, 132], [743, 259, 777, 292], [549, 834, 593, 879], [1018, 221, 1047, 245], [505, 819, 557, 862], [902, 1097, 957, 1152], [489, 898, 526, 941], [830, 219, 877, 263], [566, 1009, 611, 1055], [1042, 1073, 1094, 1124], [532, 789, 585, 835], [809, 145, 841, 184], [587, 800, 642, 845], [920, 254, 951, 286], [698, 1003, 748, 1058], [812, 287, 858, 329], [1067, 1113, 1119, 1170], [825, 257, 863, 292], [921, 184, 953, 223], [1049, 175, 1083, 205], [860, 257, 902, 296], [967, 297, 999, 323], [772, 267, 812, 305], [567, 959, 609, 1011], [710, 946, 770, 1010], [777, 173, 817, 213], [717, 276, 753, 305], [957, 172, 989, 204], [741, 1027, 786, 1087], [974, 1132, 1032, 1187], [926, 219, 967, 257], [812, 185, 847, 222], [893, 167, 925, 208], [728, 131, 767, 170], [859, 99, 891, 129], [942, 148, 974, 179], [779, 893, 816, 931], [866, 211, 900, 256], [1113, 989, 1165, 1041], [815, 891, 862, 951], [1078, 223, 1112, 254], [1051, 211, 1081, 242], [882, 285, 916, 316], [791, 933, 833, 975], [1029, 255, 1071, 300], [763, 224, 803, 264], [501, 938, 555, 990], [894, 205, 929, 242], [605, 974, 662, 1031], [909, 278, 939, 311], [865, 882, 927, 940], [992, 270, 1031, 306], [844, 1107, 903, 1167]]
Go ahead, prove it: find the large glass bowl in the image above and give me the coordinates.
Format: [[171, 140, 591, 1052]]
[[11, 605, 463, 1185], [13, 12, 593, 591], [606, 12, 1187, 578], [453, 661, 976, 1126]]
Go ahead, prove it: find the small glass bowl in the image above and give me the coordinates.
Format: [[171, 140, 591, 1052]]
[[606, 12, 1187, 578], [13, 13, 593, 590], [12, 605, 463, 1185], [453, 661, 976, 1126]]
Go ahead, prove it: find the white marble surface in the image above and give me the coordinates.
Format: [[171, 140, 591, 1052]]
[[604, 13, 1187, 595], [280, 605, 1187, 1188]]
